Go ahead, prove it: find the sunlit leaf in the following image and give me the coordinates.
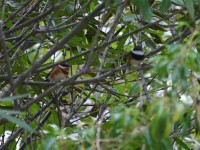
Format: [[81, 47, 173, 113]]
[[175, 138, 190, 150]]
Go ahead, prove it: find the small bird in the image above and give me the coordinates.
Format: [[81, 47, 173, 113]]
[[127, 45, 145, 65], [46, 63, 71, 82]]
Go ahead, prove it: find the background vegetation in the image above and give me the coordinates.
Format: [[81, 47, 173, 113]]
[[0, 0, 200, 149]]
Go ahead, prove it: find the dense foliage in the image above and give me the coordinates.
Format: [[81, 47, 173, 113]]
[[0, 0, 200, 149]]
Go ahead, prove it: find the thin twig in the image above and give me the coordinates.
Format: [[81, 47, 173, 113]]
[[4, 0, 38, 24], [19, 111, 52, 149], [35, 10, 183, 74], [138, 64, 151, 103], [0, 3, 105, 98], [11, 0, 41, 29], [96, 0, 127, 77], [136, 12, 151, 103], [0, 98, 54, 149], [169, 5, 178, 38], [0, 21, 15, 98]]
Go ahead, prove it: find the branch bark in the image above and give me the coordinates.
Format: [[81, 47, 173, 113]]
[[0, 2, 105, 98]]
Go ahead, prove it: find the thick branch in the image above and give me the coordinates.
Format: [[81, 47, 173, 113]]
[[35, 9, 183, 74], [0, 3, 105, 98]]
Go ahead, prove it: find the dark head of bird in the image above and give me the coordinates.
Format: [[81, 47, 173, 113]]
[[130, 45, 144, 61], [59, 63, 72, 68]]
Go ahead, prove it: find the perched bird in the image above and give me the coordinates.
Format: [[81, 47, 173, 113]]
[[46, 63, 71, 82], [127, 45, 145, 65]]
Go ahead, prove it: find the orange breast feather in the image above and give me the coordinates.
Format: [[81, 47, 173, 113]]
[[49, 66, 63, 78], [127, 53, 133, 64]]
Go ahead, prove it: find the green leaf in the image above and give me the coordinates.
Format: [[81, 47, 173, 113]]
[[123, 14, 136, 21], [0, 109, 21, 115], [0, 111, 33, 131], [44, 137, 56, 150], [151, 114, 171, 139], [160, 0, 171, 14], [175, 138, 190, 150], [135, 0, 152, 22], [197, 0, 200, 5], [128, 83, 140, 96], [172, 0, 184, 6], [184, 0, 194, 20], [0, 94, 28, 102]]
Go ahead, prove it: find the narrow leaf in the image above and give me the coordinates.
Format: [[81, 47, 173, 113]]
[[176, 138, 190, 150], [45, 137, 56, 150], [128, 83, 140, 96], [160, 0, 171, 14], [0, 109, 21, 115], [184, 0, 194, 20], [0, 94, 28, 102], [135, 0, 152, 22], [0, 112, 33, 131]]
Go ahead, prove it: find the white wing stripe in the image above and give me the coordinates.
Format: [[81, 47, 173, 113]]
[[131, 50, 144, 56]]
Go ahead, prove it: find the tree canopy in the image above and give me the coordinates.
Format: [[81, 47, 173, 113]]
[[0, 0, 200, 149]]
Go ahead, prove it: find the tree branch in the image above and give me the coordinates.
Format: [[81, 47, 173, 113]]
[[0, 2, 105, 98], [0, 21, 15, 96]]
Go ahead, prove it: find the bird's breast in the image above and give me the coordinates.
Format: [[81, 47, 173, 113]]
[[48, 66, 68, 82], [50, 72, 66, 82]]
